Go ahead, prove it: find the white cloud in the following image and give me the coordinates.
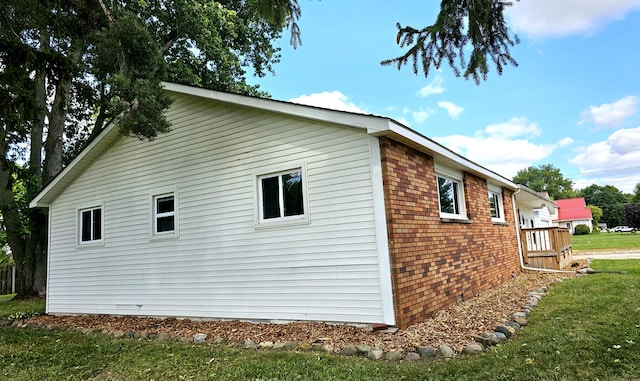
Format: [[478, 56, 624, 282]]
[[288, 91, 367, 114], [569, 126, 640, 192], [437, 101, 464, 118], [557, 137, 575, 147], [506, 0, 640, 39], [434, 117, 559, 178], [579, 96, 639, 127], [417, 75, 445, 97], [413, 107, 434, 124]]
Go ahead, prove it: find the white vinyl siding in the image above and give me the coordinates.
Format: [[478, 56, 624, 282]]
[[46, 94, 390, 324]]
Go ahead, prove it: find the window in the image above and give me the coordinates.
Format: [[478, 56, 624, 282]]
[[488, 184, 504, 222], [154, 193, 175, 234], [258, 168, 305, 223], [79, 206, 102, 244], [435, 164, 467, 219]]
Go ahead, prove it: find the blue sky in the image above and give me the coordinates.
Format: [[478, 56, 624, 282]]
[[250, 0, 640, 193]]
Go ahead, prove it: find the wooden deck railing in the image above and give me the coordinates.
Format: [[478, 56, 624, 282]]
[[520, 227, 572, 270]]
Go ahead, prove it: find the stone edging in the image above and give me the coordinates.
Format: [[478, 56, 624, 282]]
[[5, 281, 563, 362]]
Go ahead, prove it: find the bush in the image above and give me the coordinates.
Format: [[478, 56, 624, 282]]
[[574, 224, 591, 235]]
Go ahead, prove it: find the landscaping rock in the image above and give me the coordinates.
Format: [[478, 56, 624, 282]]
[[526, 297, 539, 307], [368, 349, 384, 360], [259, 341, 274, 349], [405, 352, 421, 362], [514, 317, 528, 326], [462, 342, 484, 355], [438, 344, 455, 359], [494, 332, 508, 342], [243, 339, 258, 349], [297, 342, 312, 351], [417, 346, 438, 359], [282, 341, 299, 350], [112, 330, 126, 338], [356, 344, 372, 354], [157, 332, 171, 341], [124, 331, 136, 338], [384, 351, 404, 362], [505, 321, 521, 330], [513, 312, 527, 320], [213, 337, 227, 345], [340, 345, 358, 356], [311, 343, 332, 353], [495, 326, 512, 338], [193, 333, 207, 343], [474, 332, 499, 346]]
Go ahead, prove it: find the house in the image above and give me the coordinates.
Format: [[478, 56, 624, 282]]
[[555, 198, 593, 234], [31, 82, 524, 328], [515, 187, 557, 229]]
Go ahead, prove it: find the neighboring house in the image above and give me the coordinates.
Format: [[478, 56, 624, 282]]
[[515, 187, 557, 228], [555, 198, 593, 234], [31, 83, 523, 328]]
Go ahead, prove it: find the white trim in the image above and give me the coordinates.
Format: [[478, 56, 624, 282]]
[[46, 205, 52, 314], [488, 183, 505, 223], [369, 137, 396, 326], [76, 203, 104, 247], [434, 163, 468, 220], [149, 186, 180, 240], [254, 164, 310, 228]]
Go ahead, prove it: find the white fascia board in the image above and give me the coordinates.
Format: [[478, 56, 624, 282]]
[[162, 82, 391, 134], [515, 185, 556, 209], [379, 121, 517, 190], [29, 122, 120, 208]]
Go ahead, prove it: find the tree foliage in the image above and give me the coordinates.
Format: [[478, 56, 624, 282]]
[[0, 0, 298, 297], [382, 0, 520, 84], [512, 164, 575, 201], [587, 205, 603, 230], [624, 204, 640, 229], [579, 184, 628, 228]]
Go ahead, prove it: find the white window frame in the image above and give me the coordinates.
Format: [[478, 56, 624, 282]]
[[488, 184, 505, 223], [435, 163, 467, 220], [78, 204, 103, 246], [256, 166, 309, 226], [150, 188, 179, 240]]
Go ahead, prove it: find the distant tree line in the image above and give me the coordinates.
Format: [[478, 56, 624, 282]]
[[513, 164, 640, 230]]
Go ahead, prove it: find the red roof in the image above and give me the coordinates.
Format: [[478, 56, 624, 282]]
[[556, 198, 592, 221]]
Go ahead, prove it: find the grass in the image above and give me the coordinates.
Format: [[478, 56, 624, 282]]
[[571, 231, 640, 251], [2, 260, 640, 380]]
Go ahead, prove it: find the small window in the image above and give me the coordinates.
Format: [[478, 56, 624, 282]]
[[488, 185, 504, 222], [258, 169, 305, 222], [154, 194, 175, 234], [79, 206, 102, 243], [435, 164, 466, 219]]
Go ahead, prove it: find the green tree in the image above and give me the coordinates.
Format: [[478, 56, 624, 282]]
[[0, 0, 297, 297], [579, 184, 628, 228], [625, 204, 640, 229], [632, 183, 640, 203], [587, 205, 603, 231], [512, 164, 575, 200], [382, 0, 520, 83]]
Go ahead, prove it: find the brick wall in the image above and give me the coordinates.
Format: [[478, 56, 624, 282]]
[[379, 138, 521, 328]]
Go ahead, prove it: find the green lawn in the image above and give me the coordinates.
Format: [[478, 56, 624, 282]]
[[2, 260, 640, 380], [571, 231, 640, 252]]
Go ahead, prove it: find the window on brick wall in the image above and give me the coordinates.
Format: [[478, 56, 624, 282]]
[[488, 184, 505, 222], [435, 163, 467, 220]]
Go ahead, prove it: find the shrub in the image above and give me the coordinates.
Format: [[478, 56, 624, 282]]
[[574, 224, 591, 235]]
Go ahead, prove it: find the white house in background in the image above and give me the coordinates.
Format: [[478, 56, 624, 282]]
[[515, 186, 557, 228], [30, 82, 525, 329]]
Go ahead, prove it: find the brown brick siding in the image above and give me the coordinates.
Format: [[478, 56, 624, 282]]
[[379, 138, 521, 328]]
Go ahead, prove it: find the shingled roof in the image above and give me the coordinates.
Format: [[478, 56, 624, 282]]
[[556, 198, 592, 221]]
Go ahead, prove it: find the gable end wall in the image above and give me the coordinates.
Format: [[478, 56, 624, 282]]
[[379, 138, 521, 328]]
